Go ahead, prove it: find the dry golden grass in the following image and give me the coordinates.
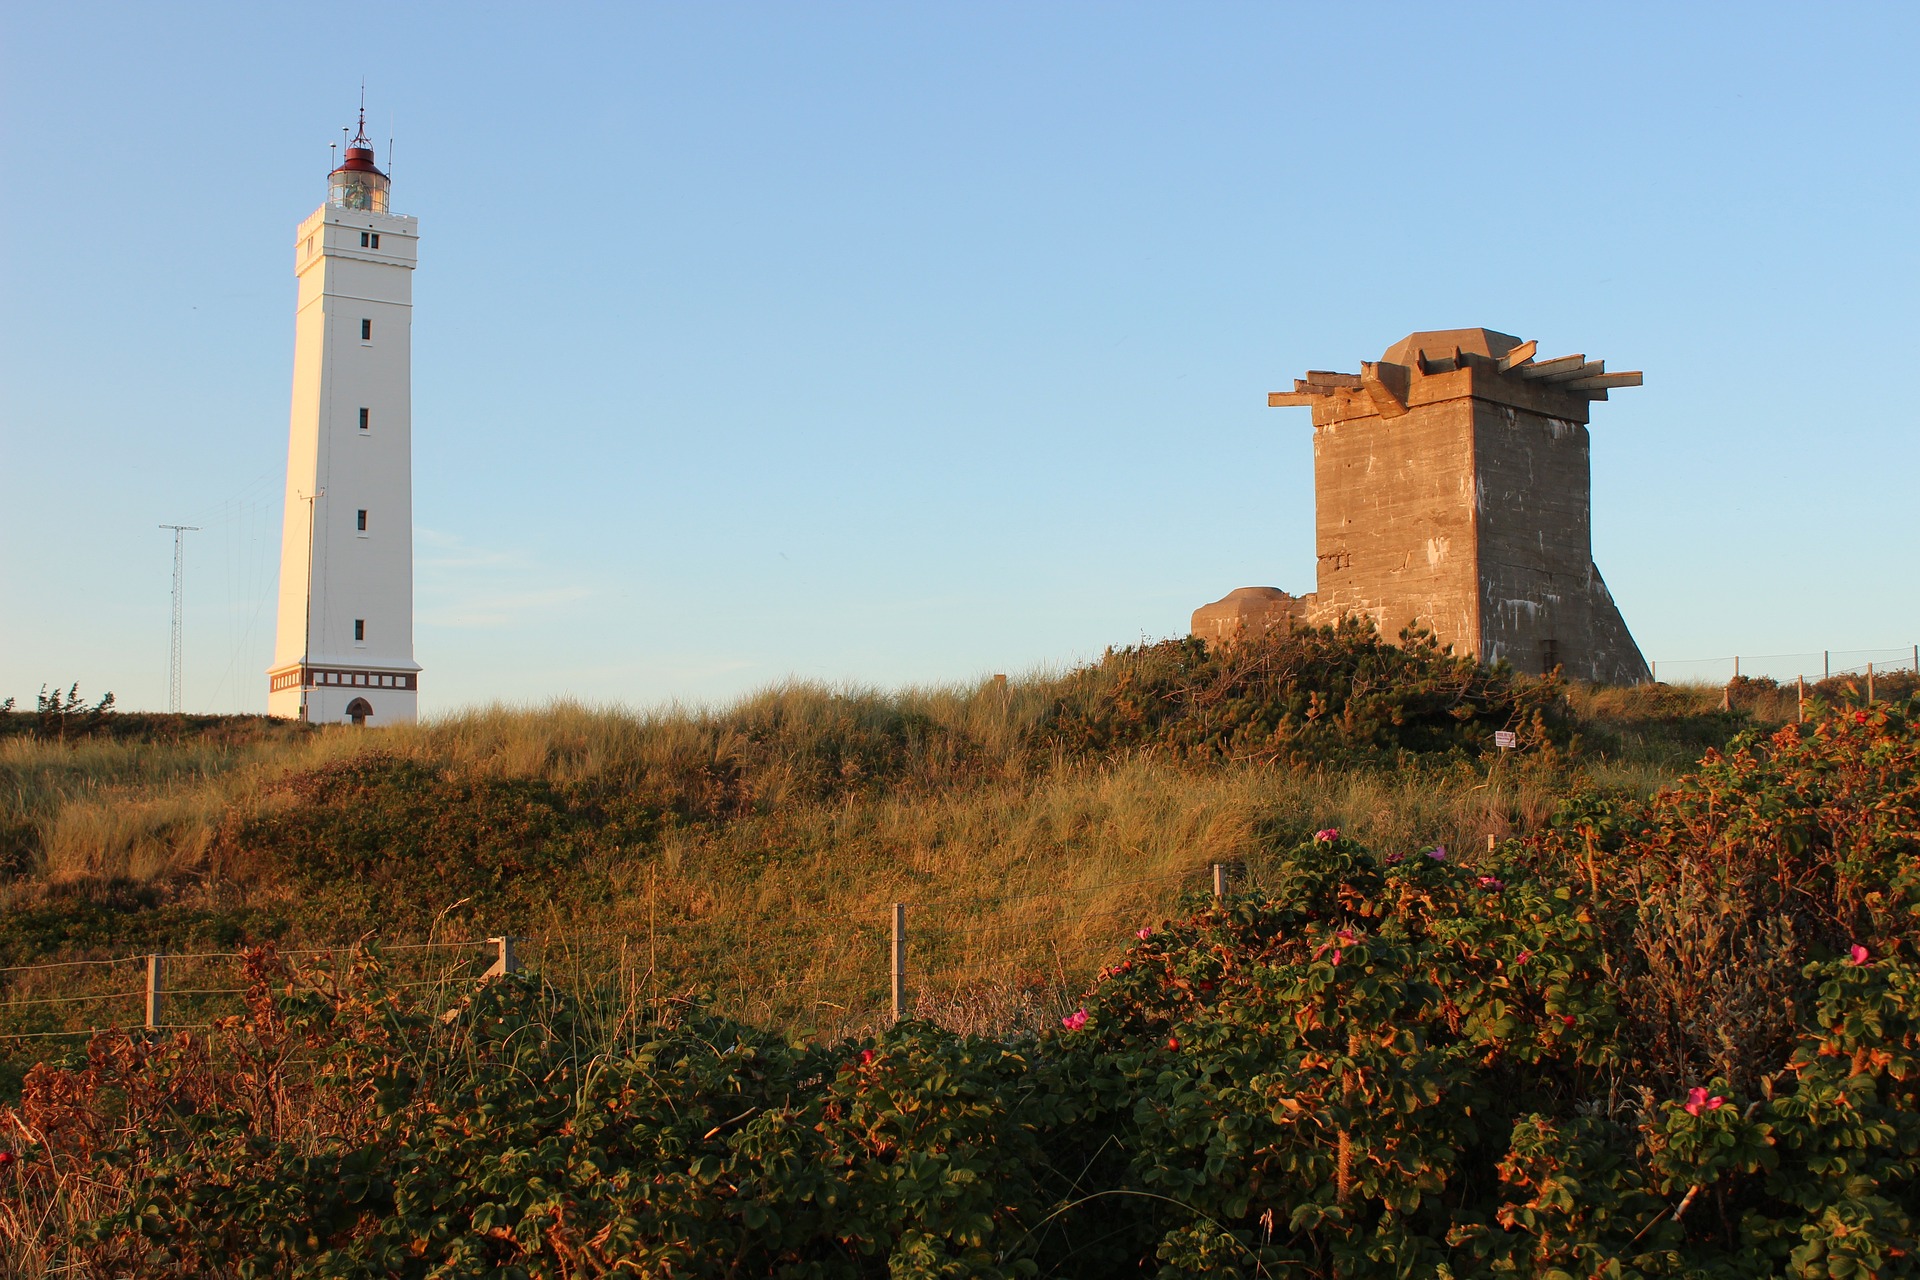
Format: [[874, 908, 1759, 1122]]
[[0, 672, 1758, 1048], [490, 746, 1665, 1039]]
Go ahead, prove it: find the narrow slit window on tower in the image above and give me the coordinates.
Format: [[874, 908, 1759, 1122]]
[[354, 619, 366, 642], [358, 407, 370, 431], [361, 318, 372, 341], [361, 232, 370, 247], [357, 509, 368, 532], [370, 232, 380, 249]]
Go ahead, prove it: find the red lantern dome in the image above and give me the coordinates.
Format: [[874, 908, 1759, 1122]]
[[328, 108, 389, 212]]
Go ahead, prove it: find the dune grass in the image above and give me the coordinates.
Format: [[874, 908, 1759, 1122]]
[[0, 655, 1815, 1068]]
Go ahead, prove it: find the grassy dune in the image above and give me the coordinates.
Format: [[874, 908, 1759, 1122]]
[[1, 639, 1865, 1064]]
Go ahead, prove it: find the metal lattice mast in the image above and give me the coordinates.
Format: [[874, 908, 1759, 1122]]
[[158, 525, 198, 713]]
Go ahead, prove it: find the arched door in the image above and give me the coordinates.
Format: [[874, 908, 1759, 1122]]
[[345, 697, 373, 727]]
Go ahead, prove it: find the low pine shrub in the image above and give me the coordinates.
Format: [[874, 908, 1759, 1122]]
[[1042, 618, 1571, 767]]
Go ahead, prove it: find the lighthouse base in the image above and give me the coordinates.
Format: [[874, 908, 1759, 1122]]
[[268, 665, 420, 725]]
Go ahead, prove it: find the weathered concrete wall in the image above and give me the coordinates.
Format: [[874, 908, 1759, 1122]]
[[1472, 400, 1594, 676], [1470, 400, 1650, 682], [1306, 397, 1479, 648]]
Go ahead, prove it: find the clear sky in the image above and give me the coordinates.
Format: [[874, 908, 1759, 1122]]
[[4, 3, 1916, 713]]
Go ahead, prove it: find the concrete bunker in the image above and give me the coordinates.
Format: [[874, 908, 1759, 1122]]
[[1194, 328, 1649, 684]]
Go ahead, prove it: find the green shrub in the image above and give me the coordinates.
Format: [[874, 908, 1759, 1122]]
[[1042, 618, 1571, 767], [20, 950, 1071, 1278], [1544, 696, 1920, 1093]]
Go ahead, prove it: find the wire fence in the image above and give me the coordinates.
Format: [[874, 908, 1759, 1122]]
[[1649, 645, 1919, 687], [0, 940, 504, 1045], [0, 862, 1244, 1050]]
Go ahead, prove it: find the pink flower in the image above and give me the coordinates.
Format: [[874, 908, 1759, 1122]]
[[1683, 1087, 1725, 1116], [1427, 847, 1447, 861], [1315, 928, 1357, 966], [1061, 1009, 1089, 1031], [1850, 944, 1870, 966], [1514, 950, 1533, 966], [1136, 927, 1153, 940], [1477, 875, 1505, 890], [1314, 828, 1339, 843], [1385, 852, 1405, 864]]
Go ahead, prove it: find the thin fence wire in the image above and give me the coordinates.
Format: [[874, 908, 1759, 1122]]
[[0, 871, 1206, 985], [1650, 645, 1919, 686], [0, 861, 1242, 1047], [0, 957, 142, 977], [0, 991, 141, 1009], [0, 1025, 145, 1043]]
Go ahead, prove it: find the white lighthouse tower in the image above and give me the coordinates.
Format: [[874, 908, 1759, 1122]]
[[268, 110, 421, 724]]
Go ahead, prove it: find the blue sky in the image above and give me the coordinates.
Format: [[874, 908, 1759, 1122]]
[[3, 3, 1916, 713]]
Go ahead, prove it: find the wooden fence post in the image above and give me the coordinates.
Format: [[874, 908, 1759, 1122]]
[[484, 937, 518, 978], [1868, 663, 1876, 706], [1213, 863, 1227, 900], [1797, 675, 1806, 724], [145, 954, 164, 1030], [1824, 651, 1830, 679], [890, 904, 906, 1023]]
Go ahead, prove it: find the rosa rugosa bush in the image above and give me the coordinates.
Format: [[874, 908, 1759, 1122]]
[[1046, 833, 1620, 1276]]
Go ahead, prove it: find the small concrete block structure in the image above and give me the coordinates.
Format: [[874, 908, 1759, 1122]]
[[1196, 328, 1649, 684], [1191, 586, 1299, 649]]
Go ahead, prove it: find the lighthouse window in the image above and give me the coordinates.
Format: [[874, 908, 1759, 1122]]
[[361, 318, 372, 341], [354, 619, 366, 642], [356, 509, 368, 532], [360, 231, 381, 249], [358, 407, 369, 431]]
